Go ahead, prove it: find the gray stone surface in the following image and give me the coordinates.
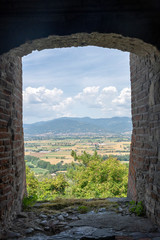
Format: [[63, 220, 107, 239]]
[[25, 228, 34, 234], [7, 199, 160, 240], [69, 211, 156, 233]]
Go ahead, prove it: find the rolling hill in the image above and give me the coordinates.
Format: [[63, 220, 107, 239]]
[[23, 117, 132, 136]]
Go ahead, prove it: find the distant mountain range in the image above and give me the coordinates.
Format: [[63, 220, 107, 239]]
[[23, 117, 132, 136]]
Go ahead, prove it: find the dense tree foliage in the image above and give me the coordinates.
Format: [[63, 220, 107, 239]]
[[25, 165, 39, 197], [24, 151, 128, 203], [25, 155, 71, 173], [24, 165, 68, 202], [66, 151, 128, 198], [36, 174, 69, 200]]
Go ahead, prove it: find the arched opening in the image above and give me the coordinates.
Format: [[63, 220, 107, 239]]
[[22, 46, 131, 201], [0, 31, 160, 235]]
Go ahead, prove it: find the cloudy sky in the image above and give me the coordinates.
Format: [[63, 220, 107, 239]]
[[22, 46, 130, 124]]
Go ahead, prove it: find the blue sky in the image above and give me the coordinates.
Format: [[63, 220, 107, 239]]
[[22, 46, 130, 124]]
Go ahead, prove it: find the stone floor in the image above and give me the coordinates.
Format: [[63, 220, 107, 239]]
[[1, 198, 160, 240]]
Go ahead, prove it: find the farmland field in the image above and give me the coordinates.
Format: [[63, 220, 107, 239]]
[[25, 134, 130, 198], [24, 135, 131, 165]]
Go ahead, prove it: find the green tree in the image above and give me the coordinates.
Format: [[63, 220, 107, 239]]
[[23, 165, 39, 207], [24, 151, 128, 202], [67, 151, 128, 198], [37, 174, 69, 200], [25, 165, 38, 197]]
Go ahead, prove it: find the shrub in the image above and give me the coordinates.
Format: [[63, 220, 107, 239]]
[[129, 201, 145, 216], [77, 205, 89, 214]]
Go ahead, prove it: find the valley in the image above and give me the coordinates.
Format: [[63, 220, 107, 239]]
[[25, 134, 131, 167]]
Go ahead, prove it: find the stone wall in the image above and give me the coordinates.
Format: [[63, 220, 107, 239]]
[[128, 52, 160, 225], [0, 0, 160, 228], [0, 54, 25, 229], [0, 37, 160, 229], [1, 0, 160, 55]]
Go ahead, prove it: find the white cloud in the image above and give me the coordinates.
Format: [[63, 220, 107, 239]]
[[83, 86, 100, 94], [75, 86, 100, 108], [73, 85, 131, 117], [102, 86, 117, 94], [52, 97, 73, 112], [23, 87, 63, 105], [22, 47, 130, 123], [99, 87, 131, 117], [112, 88, 131, 105], [23, 87, 74, 123], [97, 86, 117, 107], [75, 86, 100, 99], [23, 85, 131, 123]]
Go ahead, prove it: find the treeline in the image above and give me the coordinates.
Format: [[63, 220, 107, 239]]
[[25, 155, 72, 173], [24, 151, 129, 204], [103, 154, 129, 162]]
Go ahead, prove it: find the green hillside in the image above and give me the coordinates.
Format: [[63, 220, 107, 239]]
[[24, 117, 132, 136]]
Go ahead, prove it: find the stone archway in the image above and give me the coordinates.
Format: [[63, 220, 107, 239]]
[[5, 32, 158, 57], [1, 32, 160, 228]]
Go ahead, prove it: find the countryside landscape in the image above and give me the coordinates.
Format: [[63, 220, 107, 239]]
[[24, 117, 131, 202], [24, 116, 131, 172], [23, 48, 132, 202], [25, 134, 131, 174]]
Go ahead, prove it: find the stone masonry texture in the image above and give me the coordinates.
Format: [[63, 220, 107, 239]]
[[129, 52, 160, 225], [1, 0, 160, 55], [0, 54, 25, 229], [0, 0, 160, 231]]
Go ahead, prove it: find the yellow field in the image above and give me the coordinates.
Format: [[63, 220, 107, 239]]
[[25, 137, 131, 164]]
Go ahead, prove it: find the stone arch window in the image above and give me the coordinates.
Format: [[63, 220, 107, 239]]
[[0, 5, 160, 228], [22, 44, 131, 203]]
